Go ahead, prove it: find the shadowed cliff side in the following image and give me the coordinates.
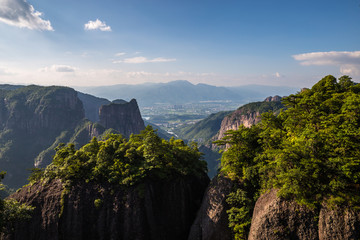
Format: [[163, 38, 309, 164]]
[[3, 175, 209, 240], [0, 86, 84, 188], [99, 99, 145, 137], [188, 175, 233, 240]]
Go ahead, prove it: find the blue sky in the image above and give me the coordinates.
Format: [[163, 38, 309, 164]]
[[0, 0, 359, 87]]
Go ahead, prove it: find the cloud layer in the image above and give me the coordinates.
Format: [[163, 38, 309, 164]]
[[40, 65, 77, 73], [0, 0, 53, 30], [114, 56, 176, 64], [293, 51, 360, 76], [84, 19, 111, 32]]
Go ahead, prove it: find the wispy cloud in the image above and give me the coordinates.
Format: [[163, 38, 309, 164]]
[[293, 51, 360, 76], [114, 56, 176, 64], [39, 65, 77, 73], [0, 0, 53, 30], [274, 72, 283, 78], [293, 51, 360, 66], [115, 52, 126, 56], [84, 19, 111, 32]]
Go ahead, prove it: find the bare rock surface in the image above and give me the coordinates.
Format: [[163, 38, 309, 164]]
[[248, 189, 318, 240], [99, 99, 145, 137], [318, 206, 360, 240], [4, 174, 209, 240], [188, 175, 233, 240]]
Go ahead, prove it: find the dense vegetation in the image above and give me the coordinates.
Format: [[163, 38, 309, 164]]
[[217, 75, 360, 239], [235, 100, 283, 115], [30, 126, 207, 187]]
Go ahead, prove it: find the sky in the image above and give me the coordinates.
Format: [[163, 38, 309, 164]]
[[0, 0, 359, 88]]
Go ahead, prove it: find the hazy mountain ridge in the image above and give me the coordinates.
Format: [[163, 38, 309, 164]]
[[75, 80, 297, 107]]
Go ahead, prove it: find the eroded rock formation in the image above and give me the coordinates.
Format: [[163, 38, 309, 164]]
[[188, 175, 233, 240], [4, 174, 209, 240], [99, 99, 145, 137]]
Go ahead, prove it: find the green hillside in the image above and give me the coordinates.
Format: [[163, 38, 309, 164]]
[[175, 111, 232, 144]]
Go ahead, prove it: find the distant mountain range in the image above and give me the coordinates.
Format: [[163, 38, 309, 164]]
[[75, 80, 298, 107]]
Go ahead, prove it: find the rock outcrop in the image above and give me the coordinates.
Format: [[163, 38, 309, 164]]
[[318, 206, 360, 240], [188, 175, 233, 240], [264, 95, 282, 102], [77, 92, 110, 122], [248, 189, 318, 240], [248, 189, 360, 240], [216, 97, 283, 141], [99, 99, 145, 137], [5, 174, 209, 240]]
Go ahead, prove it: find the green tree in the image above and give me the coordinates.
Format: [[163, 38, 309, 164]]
[[0, 172, 33, 234], [217, 75, 360, 239]]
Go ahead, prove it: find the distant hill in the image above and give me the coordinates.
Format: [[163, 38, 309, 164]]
[[226, 84, 298, 102], [174, 111, 232, 144], [75, 80, 298, 107]]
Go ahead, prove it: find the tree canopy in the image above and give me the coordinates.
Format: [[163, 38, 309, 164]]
[[30, 126, 207, 187], [217, 75, 360, 239]]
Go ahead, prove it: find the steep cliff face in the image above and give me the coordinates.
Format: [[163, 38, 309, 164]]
[[318, 206, 360, 240], [77, 92, 110, 122], [248, 190, 318, 240], [99, 99, 145, 137], [248, 190, 360, 240], [1, 86, 84, 132], [217, 97, 283, 141], [188, 175, 233, 240], [5, 174, 209, 240], [0, 86, 85, 188]]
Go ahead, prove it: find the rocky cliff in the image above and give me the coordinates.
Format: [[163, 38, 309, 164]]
[[99, 99, 145, 137], [248, 189, 360, 240], [4, 174, 209, 240], [188, 177, 360, 240], [0, 86, 85, 188], [0, 86, 146, 189], [216, 96, 283, 141], [248, 190, 318, 240], [77, 92, 110, 122], [188, 175, 233, 240]]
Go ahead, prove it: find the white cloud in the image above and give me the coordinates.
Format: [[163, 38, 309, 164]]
[[39, 65, 77, 73], [0, 0, 53, 31], [340, 65, 360, 76], [115, 52, 126, 56], [84, 19, 111, 32], [293, 51, 360, 66], [114, 56, 176, 64], [274, 72, 282, 78], [293, 51, 360, 76]]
